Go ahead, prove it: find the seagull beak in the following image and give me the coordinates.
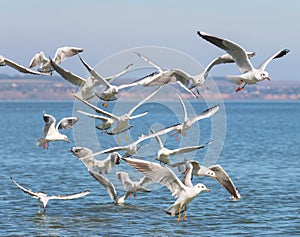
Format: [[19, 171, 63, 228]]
[[212, 175, 218, 179], [206, 188, 211, 192], [66, 138, 70, 143], [266, 77, 270, 81]]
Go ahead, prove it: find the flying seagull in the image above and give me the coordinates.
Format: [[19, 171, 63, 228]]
[[197, 31, 290, 92], [174, 160, 241, 200], [11, 177, 90, 214], [150, 127, 212, 165], [29, 46, 83, 73], [122, 158, 210, 222], [36, 113, 78, 149], [117, 171, 152, 199], [135, 51, 255, 95], [70, 146, 121, 173], [0, 55, 46, 75]]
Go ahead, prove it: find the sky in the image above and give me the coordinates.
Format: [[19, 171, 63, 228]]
[[1, 0, 299, 81]]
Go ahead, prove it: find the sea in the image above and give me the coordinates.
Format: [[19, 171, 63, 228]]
[[0, 100, 299, 236]]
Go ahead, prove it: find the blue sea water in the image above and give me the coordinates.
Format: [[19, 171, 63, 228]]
[[0, 100, 299, 236]]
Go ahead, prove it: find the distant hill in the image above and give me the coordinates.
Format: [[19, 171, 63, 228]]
[[0, 73, 299, 101]]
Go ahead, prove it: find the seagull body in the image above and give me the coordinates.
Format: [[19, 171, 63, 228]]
[[89, 171, 127, 204], [0, 55, 46, 75], [70, 146, 121, 173], [117, 171, 152, 198], [151, 127, 212, 164], [122, 158, 210, 221], [135, 51, 255, 95], [29, 46, 83, 73], [36, 113, 78, 149], [11, 177, 90, 214], [175, 160, 241, 200], [74, 86, 161, 135], [197, 31, 290, 92]]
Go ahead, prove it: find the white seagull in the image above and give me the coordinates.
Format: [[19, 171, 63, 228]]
[[135, 51, 255, 95], [51, 55, 133, 101], [117, 171, 152, 199], [78, 55, 137, 103], [70, 146, 121, 173], [36, 113, 79, 149], [166, 94, 219, 139], [175, 160, 241, 200], [197, 31, 290, 92], [0, 55, 46, 75], [122, 158, 210, 222], [74, 86, 161, 137], [11, 177, 90, 214], [150, 127, 212, 165], [29, 46, 83, 73]]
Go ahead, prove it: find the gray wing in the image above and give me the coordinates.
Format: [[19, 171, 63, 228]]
[[190, 104, 220, 125], [169, 142, 211, 156], [11, 177, 39, 198], [50, 59, 86, 86], [197, 31, 253, 73], [54, 46, 83, 65], [49, 190, 90, 200], [258, 49, 290, 72], [3, 57, 46, 75], [76, 109, 111, 122], [181, 162, 193, 187], [56, 117, 79, 130], [116, 172, 132, 189], [43, 113, 56, 135], [89, 171, 118, 201], [203, 52, 256, 79], [122, 158, 186, 198], [74, 94, 119, 120], [209, 164, 241, 200]]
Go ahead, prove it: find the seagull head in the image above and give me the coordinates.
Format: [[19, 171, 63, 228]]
[[260, 71, 270, 81], [195, 183, 210, 193]]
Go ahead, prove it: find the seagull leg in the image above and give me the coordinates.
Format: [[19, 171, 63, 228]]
[[37, 202, 41, 215], [134, 192, 137, 199], [125, 133, 129, 141], [236, 81, 246, 92], [177, 207, 181, 222], [183, 207, 187, 221], [117, 135, 121, 143]]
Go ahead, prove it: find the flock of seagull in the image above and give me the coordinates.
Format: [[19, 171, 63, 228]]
[[6, 31, 289, 222]]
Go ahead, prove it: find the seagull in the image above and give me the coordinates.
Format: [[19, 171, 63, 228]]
[[150, 127, 213, 165], [89, 171, 127, 204], [135, 51, 255, 96], [29, 46, 83, 73], [70, 146, 121, 173], [74, 86, 161, 138], [51, 55, 133, 101], [197, 31, 290, 92], [122, 158, 210, 222], [36, 113, 79, 149], [0, 55, 46, 75], [76, 109, 115, 132], [11, 177, 90, 214], [174, 160, 241, 200], [78, 54, 137, 103], [167, 94, 219, 139], [117, 171, 152, 199]]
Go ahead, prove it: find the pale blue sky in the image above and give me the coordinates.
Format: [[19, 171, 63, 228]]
[[1, 0, 299, 80]]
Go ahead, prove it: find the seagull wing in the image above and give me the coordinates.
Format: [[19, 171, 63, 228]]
[[74, 94, 119, 120], [3, 57, 46, 75], [50, 59, 86, 86], [127, 86, 161, 117], [169, 143, 209, 156], [209, 164, 241, 200], [89, 171, 118, 201], [197, 31, 253, 73], [76, 109, 111, 122], [116, 172, 132, 189], [105, 64, 133, 81], [11, 177, 39, 198], [149, 128, 164, 149], [135, 52, 164, 73], [56, 117, 79, 130], [122, 158, 186, 198], [29, 51, 47, 68], [203, 52, 256, 79], [190, 104, 220, 125], [78, 54, 110, 87], [43, 113, 57, 136], [258, 49, 290, 72], [181, 162, 193, 187], [177, 93, 188, 121], [54, 46, 83, 65], [49, 190, 90, 200]]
